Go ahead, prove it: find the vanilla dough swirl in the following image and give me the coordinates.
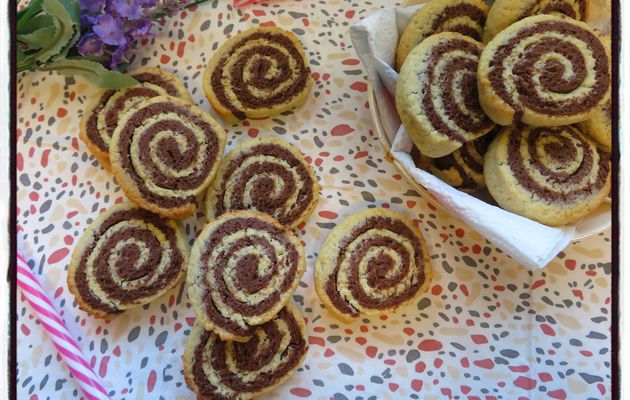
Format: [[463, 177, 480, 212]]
[[315, 209, 432, 323], [484, 125, 611, 226], [80, 67, 192, 170], [203, 27, 313, 121], [396, 32, 495, 157], [187, 211, 306, 342], [183, 305, 308, 400], [478, 14, 610, 127], [206, 137, 320, 229], [109, 95, 226, 219], [67, 203, 188, 319]]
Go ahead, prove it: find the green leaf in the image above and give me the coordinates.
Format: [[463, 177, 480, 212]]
[[39, 59, 140, 89], [27, 0, 78, 64], [17, 14, 54, 35], [17, 48, 36, 72], [17, 0, 44, 29], [56, 0, 79, 25], [18, 26, 57, 49]]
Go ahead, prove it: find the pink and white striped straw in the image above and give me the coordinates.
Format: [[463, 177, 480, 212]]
[[17, 253, 111, 400]]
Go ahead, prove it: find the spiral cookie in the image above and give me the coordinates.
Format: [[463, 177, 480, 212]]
[[484, 125, 611, 226], [206, 137, 320, 229], [396, 32, 495, 158], [110, 96, 226, 219], [483, 0, 589, 43], [576, 34, 612, 152], [478, 14, 610, 127], [428, 129, 497, 191], [203, 27, 313, 122], [576, 100, 612, 152], [187, 211, 306, 342], [184, 305, 307, 400], [67, 203, 188, 319], [314, 209, 432, 323], [79, 67, 192, 170], [396, 0, 488, 69]]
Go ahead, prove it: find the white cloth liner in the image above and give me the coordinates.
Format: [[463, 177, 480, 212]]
[[349, 4, 578, 270]]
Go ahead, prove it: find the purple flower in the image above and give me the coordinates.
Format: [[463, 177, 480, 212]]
[[80, 12, 100, 27], [109, 43, 130, 69], [137, 0, 157, 7], [77, 33, 105, 56], [127, 18, 154, 38], [109, 0, 143, 19], [79, 0, 106, 14], [74, 0, 203, 71], [93, 14, 127, 46]]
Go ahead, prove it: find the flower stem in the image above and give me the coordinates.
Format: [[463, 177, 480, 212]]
[[151, 0, 212, 19]]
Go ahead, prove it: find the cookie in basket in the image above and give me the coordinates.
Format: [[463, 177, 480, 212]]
[[203, 27, 313, 122], [79, 67, 192, 170], [187, 210, 306, 342], [428, 129, 497, 191], [109, 95, 226, 219], [483, 0, 589, 43], [205, 137, 320, 229], [576, 100, 612, 152], [183, 304, 307, 400], [67, 203, 188, 320], [484, 125, 611, 226], [478, 14, 610, 127], [314, 208, 432, 323], [396, 0, 489, 69], [576, 35, 612, 153], [396, 32, 495, 158]]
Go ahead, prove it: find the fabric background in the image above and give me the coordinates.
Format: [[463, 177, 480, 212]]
[[16, 1, 612, 399]]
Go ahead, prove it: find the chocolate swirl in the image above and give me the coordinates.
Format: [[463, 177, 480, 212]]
[[184, 305, 307, 400], [485, 125, 611, 225], [203, 27, 312, 121], [81, 67, 192, 169], [315, 209, 432, 323], [187, 211, 305, 341], [207, 137, 320, 228], [429, 129, 497, 190], [110, 96, 226, 219], [478, 15, 610, 126], [97, 84, 170, 149], [396, 0, 488, 69], [483, 0, 589, 43], [397, 32, 495, 157], [67, 203, 188, 319], [522, 0, 588, 21]]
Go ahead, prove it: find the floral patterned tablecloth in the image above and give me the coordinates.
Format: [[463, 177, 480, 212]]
[[16, 1, 612, 399]]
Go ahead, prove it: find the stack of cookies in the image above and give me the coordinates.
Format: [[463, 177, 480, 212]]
[[395, 0, 612, 226], [183, 136, 319, 399], [69, 26, 321, 399]]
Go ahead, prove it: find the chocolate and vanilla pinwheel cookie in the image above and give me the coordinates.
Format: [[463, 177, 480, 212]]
[[478, 14, 610, 127], [483, 0, 589, 43], [428, 129, 497, 191], [80, 67, 192, 170], [67, 203, 188, 320], [576, 35, 612, 152], [484, 125, 611, 226], [184, 305, 307, 400], [396, 0, 489, 69], [396, 32, 495, 158], [205, 137, 320, 229], [315, 209, 432, 323], [187, 211, 306, 342], [203, 27, 313, 122], [576, 100, 612, 152], [109, 96, 226, 219]]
